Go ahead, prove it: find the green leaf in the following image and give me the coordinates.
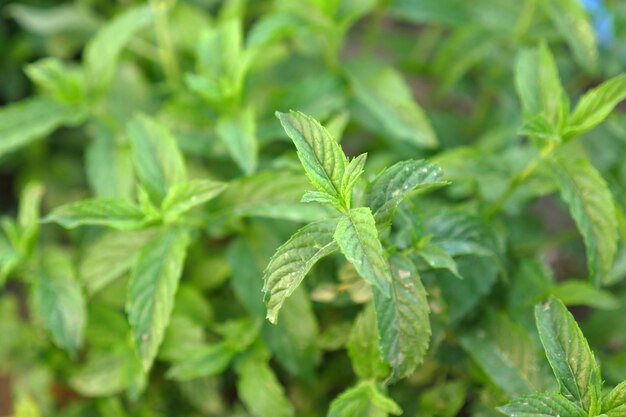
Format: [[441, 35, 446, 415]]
[[334, 207, 392, 296], [301, 191, 339, 206], [70, 351, 140, 397], [328, 381, 402, 417], [79, 229, 158, 294], [216, 107, 258, 175], [545, 0, 598, 74], [347, 304, 388, 380], [415, 242, 461, 278], [367, 159, 445, 228], [565, 74, 626, 139], [515, 43, 568, 128], [84, 4, 153, 91], [236, 357, 295, 417], [161, 179, 227, 220], [341, 153, 367, 207], [127, 228, 190, 371], [535, 298, 602, 411], [25, 58, 85, 105], [552, 281, 620, 310], [85, 126, 135, 199], [34, 249, 86, 356], [127, 114, 187, 204], [44, 198, 148, 230], [459, 312, 543, 397], [276, 110, 347, 198], [603, 380, 626, 417], [346, 64, 438, 149], [212, 171, 326, 222], [263, 218, 339, 324], [0, 97, 82, 158], [166, 342, 234, 381], [372, 256, 430, 381], [549, 153, 618, 284], [498, 392, 587, 417]]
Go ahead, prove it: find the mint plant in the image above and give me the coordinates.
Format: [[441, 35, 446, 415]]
[[1, 1, 626, 416]]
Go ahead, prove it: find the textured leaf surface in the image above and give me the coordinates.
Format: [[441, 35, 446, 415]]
[[566, 74, 626, 138], [328, 382, 402, 417], [161, 179, 226, 219], [498, 392, 587, 417], [367, 159, 445, 227], [549, 153, 618, 284], [127, 115, 187, 203], [35, 250, 86, 356], [216, 107, 258, 174], [0, 97, 80, 158], [341, 153, 367, 206], [347, 304, 388, 380], [347, 65, 438, 148], [127, 228, 190, 371], [372, 256, 430, 381], [237, 358, 295, 417], [335, 208, 392, 296], [603, 380, 626, 417], [263, 218, 339, 323], [44, 198, 147, 230], [276, 111, 347, 197], [535, 298, 601, 411]]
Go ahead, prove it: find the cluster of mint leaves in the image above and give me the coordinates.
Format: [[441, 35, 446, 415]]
[[1, 0, 626, 416]]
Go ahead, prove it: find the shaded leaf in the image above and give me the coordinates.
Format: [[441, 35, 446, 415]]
[[328, 382, 402, 417], [127, 228, 190, 371], [44, 198, 147, 230], [216, 107, 258, 175], [347, 304, 388, 380]]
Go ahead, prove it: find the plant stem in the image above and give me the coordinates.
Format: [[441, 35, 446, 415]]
[[150, 0, 179, 85], [485, 142, 555, 218]]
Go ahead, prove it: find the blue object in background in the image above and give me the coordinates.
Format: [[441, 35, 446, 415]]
[[580, 0, 615, 47]]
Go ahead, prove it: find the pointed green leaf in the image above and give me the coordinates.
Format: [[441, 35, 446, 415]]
[[44, 198, 147, 230], [347, 304, 388, 380], [367, 159, 445, 228], [545, 0, 597, 74], [373, 256, 430, 381], [127, 228, 190, 371], [0, 97, 82, 158], [301, 190, 339, 206], [549, 153, 618, 284], [552, 281, 620, 310], [84, 4, 153, 91], [216, 106, 258, 175], [263, 218, 339, 324], [535, 298, 601, 411], [166, 342, 234, 381], [498, 392, 587, 417], [347, 64, 438, 148], [416, 242, 461, 278], [341, 153, 367, 206], [603, 381, 626, 417], [328, 381, 402, 417], [515, 43, 568, 127], [80, 229, 158, 294], [335, 207, 392, 296], [161, 179, 227, 220], [127, 115, 187, 203], [236, 357, 295, 417], [459, 312, 543, 397], [34, 249, 86, 356], [276, 110, 347, 197], [565, 74, 626, 139]]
